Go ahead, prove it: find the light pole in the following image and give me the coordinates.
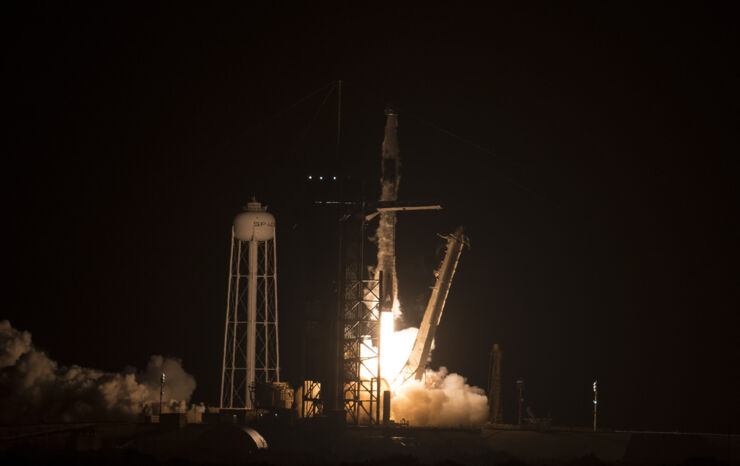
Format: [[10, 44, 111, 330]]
[[592, 380, 598, 432], [516, 379, 524, 426], [160, 372, 166, 418]]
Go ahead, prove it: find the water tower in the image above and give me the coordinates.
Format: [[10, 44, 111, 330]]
[[220, 199, 280, 410]]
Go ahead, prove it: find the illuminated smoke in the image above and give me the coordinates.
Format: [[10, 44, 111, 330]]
[[0, 320, 197, 423], [391, 367, 489, 428], [361, 312, 487, 428], [376, 323, 487, 427]]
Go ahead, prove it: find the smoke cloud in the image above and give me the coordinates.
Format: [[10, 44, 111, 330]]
[[391, 366, 489, 428], [0, 320, 196, 423]]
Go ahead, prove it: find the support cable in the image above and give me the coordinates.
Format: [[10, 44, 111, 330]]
[[404, 113, 559, 208], [353, 85, 559, 208], [289, 82, 338, 150], [256, 81, 337, 132]]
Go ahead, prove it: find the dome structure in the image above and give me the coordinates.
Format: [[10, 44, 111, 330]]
[[233, 199, 275, 241]]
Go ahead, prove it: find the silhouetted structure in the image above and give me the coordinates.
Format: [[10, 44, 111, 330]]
[[488, 344, 503, 423]]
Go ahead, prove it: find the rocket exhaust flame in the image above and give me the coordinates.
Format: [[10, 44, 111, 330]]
[[380, 311, 394, 377], [362, 228, 471, 389], [358, 304, 488, 428], [357, 225, 485, 428], [352, 108, 488, 428]]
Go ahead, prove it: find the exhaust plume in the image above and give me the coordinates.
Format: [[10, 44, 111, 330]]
[[0, 320, 196, 423], [391, 366, 489, 428]]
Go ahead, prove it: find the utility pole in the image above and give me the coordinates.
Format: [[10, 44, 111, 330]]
[[160, 372, 166, 417], [516, 379, 524, 426], [487, 344, 503, 424], [592, 380, 598, 432]]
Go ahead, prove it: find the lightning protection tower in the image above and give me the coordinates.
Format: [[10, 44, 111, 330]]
[[220, 199, 280, 410], [488, 344, 503, 424]]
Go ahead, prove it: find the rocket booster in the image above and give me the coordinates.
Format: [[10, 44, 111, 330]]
[[377, 107, 401, 316]]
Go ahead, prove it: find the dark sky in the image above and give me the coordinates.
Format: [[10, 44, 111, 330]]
[[4, 3, 738, 433]]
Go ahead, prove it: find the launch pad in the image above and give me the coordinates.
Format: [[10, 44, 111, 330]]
[[3, 419, 737, 465], [215, 104, 472, 427]]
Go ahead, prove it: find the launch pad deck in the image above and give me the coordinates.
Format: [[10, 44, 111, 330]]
[[2, 421, 737, 465]]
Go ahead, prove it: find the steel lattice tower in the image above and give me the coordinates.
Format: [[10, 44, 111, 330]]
[[220, 199, 280, 410], [335, 203, 382, 425], [342, 263, 381, 424]]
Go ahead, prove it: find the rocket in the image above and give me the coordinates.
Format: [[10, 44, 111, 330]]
[[376, 107, 401, 317], [372, 107, 464, 386]]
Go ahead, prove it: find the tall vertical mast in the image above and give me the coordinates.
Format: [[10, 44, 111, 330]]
[[333, 80, 344, 413], [488, 344, 503, 423]]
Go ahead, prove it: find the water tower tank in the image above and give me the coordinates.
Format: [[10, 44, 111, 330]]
[[234, 200, 275, 241], [221, 197, 281, 410]]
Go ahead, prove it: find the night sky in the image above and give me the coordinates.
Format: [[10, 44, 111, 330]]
[[4, 4, 737, 433]]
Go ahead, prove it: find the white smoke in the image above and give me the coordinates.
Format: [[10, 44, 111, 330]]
[[391, 366, 489, 428], [0, 320, 197, 423]]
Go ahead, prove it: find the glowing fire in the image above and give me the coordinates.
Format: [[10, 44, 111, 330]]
[[380, 311, 411, 386], [349, 287, 489, 428], [379, 311, 394, 376], [359, 307, 418, 393]]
